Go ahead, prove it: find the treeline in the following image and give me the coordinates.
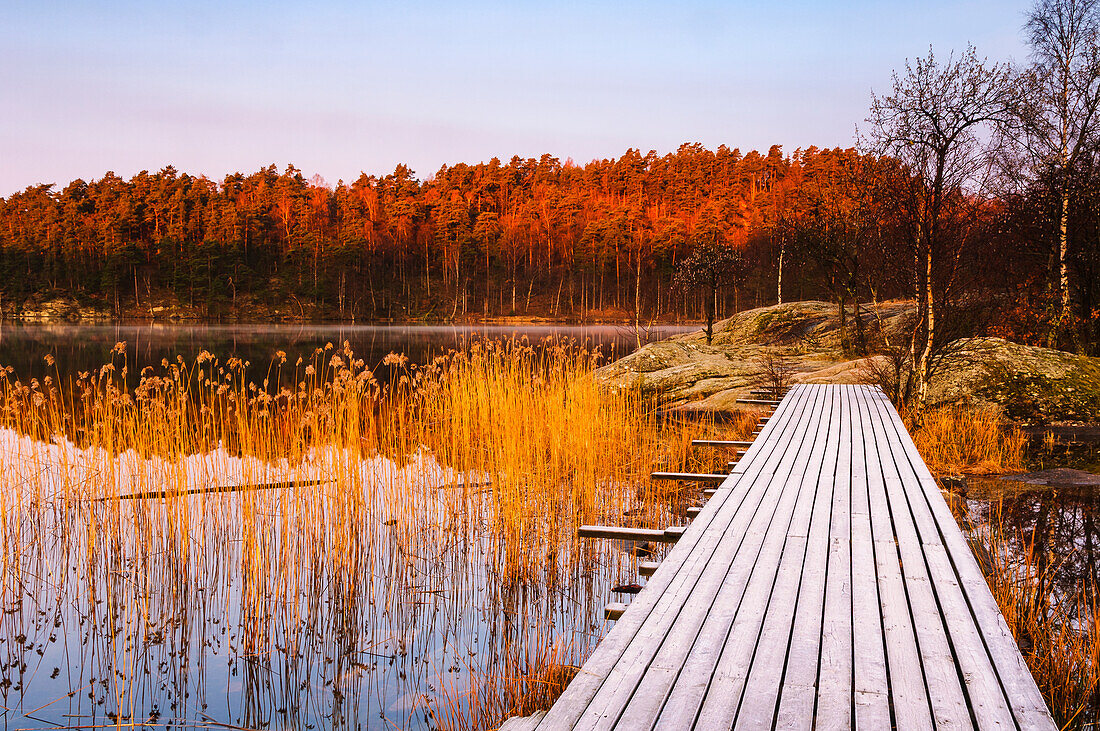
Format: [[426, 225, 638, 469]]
[[1, 143, 1092, 345], [3, 0, 1100, 373], [0, 146, 848, 322]]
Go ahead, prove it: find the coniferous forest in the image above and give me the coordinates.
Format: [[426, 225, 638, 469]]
[[2, 144, 1096, 351], [5, 33, 1100, 359]]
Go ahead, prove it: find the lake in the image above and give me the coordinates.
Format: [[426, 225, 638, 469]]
[[0, 322, 698, 384], [0, 324, 1096, 729], [0, 322, 700, 731]]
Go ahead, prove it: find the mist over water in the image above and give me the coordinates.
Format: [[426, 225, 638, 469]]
[[0, 323, 697, 383]]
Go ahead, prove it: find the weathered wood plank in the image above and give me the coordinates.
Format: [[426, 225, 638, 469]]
[[578, 526, 680, 543], [533, 386, 816, 729], [578, 388, 829, 729], [605, 603, 628, 620], [650, 471, 728, 483], [736, 387, 849, 730], [813, 384, 855, 729], [869, 390, 1055, 730], [691, 439, 753, 447], [862, 393, 937, 731], [638, 561, 660, 577], [848, 387, 891, 730], [536, 385, 1054, 731], [677, 388, 839, 729], [772, 385, 846, 729]]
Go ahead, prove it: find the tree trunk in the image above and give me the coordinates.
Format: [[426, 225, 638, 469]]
[[1058, 183, 1071, 327], [914, 241, 935, 424], [705, 285, 715, 345], [837, 296, 848, 352], [777, 240, 785, 305]]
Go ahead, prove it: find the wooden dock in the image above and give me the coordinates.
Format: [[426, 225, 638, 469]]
[[516, 384, 1055, 730]]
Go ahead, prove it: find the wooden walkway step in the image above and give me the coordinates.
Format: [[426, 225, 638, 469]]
[[650, 471, 727, 483], [578, 525, 686, 543], [530, 384, 1055, 730], [691, 439, 751, 448]]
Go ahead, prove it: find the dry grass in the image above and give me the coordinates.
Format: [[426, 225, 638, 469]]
[[911, 405, 1098, 726], [0, 338, 755, 730], [906, 404, 1027, 475]]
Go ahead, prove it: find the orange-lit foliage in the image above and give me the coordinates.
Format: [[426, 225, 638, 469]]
[[0, 148, 904, 322], [907, 405, 1027, 475]]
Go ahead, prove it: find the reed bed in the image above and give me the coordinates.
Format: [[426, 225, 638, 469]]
[[968, 502, 1100, 729], [0, 339, 752, 730], [919, 408, 1098, 729], [907, 404, 1027, 475]]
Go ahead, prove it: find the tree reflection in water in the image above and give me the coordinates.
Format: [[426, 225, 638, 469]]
[[950, 478, 1100, 727]]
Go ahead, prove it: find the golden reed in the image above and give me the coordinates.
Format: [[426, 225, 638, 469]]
[[0, 339, 755, 730]]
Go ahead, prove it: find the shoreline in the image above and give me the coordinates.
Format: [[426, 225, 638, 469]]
[[0, 314, 705, 327]]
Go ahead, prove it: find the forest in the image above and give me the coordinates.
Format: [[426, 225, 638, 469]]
[[0, 143, 1091, 343], [2, 13, 1100, 371]]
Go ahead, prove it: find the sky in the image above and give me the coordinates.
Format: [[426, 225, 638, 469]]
[[1, 0, 1033, 196]]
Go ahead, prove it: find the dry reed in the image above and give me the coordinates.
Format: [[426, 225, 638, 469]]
[[0, 338, 751, 730], [907, 404, 1027, 475], [975, 505, 1100, 729]]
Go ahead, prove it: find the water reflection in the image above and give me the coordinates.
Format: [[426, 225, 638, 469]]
[[0, 328, 696, 730], [953, 478, 1100, 602], [0, 323, 696, 383], [1, 473, 638, 729]]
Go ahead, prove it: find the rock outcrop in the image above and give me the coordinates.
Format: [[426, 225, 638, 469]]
[[597, 300, 1100, 423]]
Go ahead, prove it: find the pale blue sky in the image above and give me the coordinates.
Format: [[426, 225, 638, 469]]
[[1, 1, 1031, 195]]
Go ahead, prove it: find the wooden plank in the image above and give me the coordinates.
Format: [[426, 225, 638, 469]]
[[577, 388, 829, 729], [534, 386, 816, 729], [650, 472, 728, 483], [638, 561, 659, 577], [863, 390, 1014, 729], [691, 439, 752, 447], [605, 603, 628, 620], [771, 385, 847, 729], [562, 387, 821, 729], [577, 526, 681, 543], [499, 711, 547, 731], [869, 395, 997, 729], [869, 390, 1055, 730], [848, 386, 892, 730], [733, 386, 850, 730], [638, 389, 833, 728], [662, 388, 838, 729], [813, 384, 855, 729], [537, 385, 1054, 730], [107, 478, 332, 501], [861, 387, 936, 731]]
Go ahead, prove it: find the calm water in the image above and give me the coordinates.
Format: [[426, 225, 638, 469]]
[[0, 323, 693, 731], [0, 323, 697, 383], [2, 325, 1096, 729]]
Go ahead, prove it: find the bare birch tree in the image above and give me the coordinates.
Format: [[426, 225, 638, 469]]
[[1018, 0, 1100, 340], [866, 46, 1017, 421]]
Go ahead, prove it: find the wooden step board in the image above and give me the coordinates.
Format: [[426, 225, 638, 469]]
[[737, 398, 781, 406], [498, 710, 546, 731], [536, 384, 1056, 730], [691, 439, 753, 448], [577, 525, 685, 543], [650, 471, 727, 483]]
